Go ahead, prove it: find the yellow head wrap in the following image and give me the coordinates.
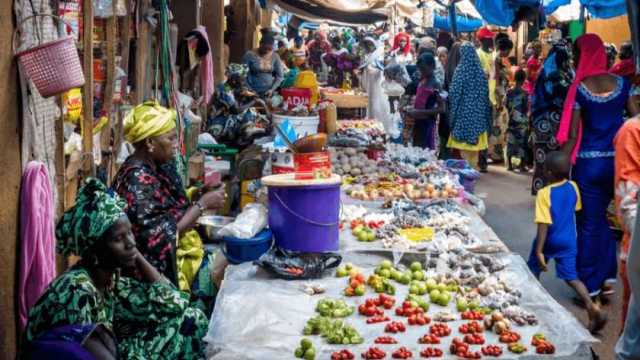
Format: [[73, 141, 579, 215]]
[[124, 101, 177, 144]]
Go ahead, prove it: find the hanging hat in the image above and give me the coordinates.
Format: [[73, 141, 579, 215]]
[[476, 27, 495, 40]]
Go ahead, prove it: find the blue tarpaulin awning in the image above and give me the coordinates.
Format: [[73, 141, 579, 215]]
[[472, 0, 628, 27], [434, 12, 484, 32], [543, 0, 627, 19]]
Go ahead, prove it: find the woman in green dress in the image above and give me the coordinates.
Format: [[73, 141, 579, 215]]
[[24, 178, 208, 359]]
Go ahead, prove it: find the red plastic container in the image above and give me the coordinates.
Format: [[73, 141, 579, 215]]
[[294, 152, 331, 180]]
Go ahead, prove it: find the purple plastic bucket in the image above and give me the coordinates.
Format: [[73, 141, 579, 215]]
[[266, 181, 340, 252]]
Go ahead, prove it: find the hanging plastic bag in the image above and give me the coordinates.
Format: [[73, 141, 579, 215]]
[[381, 79, 406, 97], [388, 100, 403, 141], [254, 247, 342, 280], [218, 203, 268, 239], [274, 118, 298, 148], [94, 0, 127, 18]]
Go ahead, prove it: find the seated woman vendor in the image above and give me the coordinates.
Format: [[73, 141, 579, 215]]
[[112, 101, 227, 313], [208, 63, 269, 148], [24, 178, 208, 359], [242, 33, 284, 98]]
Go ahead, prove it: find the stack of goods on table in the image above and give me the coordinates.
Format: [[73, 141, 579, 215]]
[[334, 144, 464, 203], [340, 199, 479, 252], [329, 119, 387, 148]]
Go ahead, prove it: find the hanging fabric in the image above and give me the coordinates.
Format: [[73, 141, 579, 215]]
[[18, 161, 56, 330]]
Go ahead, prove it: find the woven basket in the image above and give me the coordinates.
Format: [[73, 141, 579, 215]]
[[13, 14, 85, 98]]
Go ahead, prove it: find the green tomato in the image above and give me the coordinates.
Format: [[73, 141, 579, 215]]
[[429, 289, 441, 302], [345, 263, 353, 271], [379, 269, 391, 278], [336, 267, 348, 277], [295, 347, 304, 358], [380, 260, 393, 269], [410, 261, 422, 272], [436, 283, 447, 292], [301, 338, 313, 350], [412, 271, 425, 281], [391, 270, 402, 281], [409, 284, 420, 294], [456, 298, 468, 312], [366, 232, 376, 241], [425, 278, 437, 291], [419, 301, 430, 311], [418, 283, 428, 295], [304, 348, 316, 360], [385, 283, 396, 295], [355, 284, 366, 296], [400, 274, 412, 285]]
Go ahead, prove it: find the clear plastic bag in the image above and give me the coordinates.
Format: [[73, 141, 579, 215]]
[[218, 203, 268, 239]]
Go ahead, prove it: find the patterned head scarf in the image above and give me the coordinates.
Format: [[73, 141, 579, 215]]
[[226, 63, 249, 78], [56, 178, 126, 258], [448, 42, 492, 145], [123, 101, 177, 144]]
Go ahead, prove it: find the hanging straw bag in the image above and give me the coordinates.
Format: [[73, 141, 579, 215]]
[[13, 14, 85, 98]]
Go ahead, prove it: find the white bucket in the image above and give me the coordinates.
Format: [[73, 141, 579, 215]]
[[272, 114, 320, 138]]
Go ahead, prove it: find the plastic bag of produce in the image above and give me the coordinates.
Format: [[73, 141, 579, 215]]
[[218, 203, 268, 239], [254, 247, 342, 279]]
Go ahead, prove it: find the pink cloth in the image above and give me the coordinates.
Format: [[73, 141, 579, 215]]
[[194, 26, 214, 106], [556, 34, 609, 163], [19, 161, 56, 330]]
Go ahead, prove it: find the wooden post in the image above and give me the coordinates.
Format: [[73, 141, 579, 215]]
[[82, 0, 95, 178], [0, 2, 22, 356], [135, 0, 151, 103], [101, 2, 118, 181], [120, 0, 132, 102], [230, 0, 252, 63], [203, 0, 225, 85]]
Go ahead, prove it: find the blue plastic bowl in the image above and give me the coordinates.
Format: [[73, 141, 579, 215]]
[[222, 229, 273, 264]]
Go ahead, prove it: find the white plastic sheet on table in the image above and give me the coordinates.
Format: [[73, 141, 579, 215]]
[[204, 252, 595, 359]]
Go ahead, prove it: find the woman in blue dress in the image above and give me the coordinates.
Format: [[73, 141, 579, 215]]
[[241, 33, 284, 98], [558, 34, 640, 298]]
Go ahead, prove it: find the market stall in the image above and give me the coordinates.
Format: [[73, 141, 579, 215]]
[[205, 252, 595, 359], [321, 88, 369, 119], [203, 115, 595, 359]]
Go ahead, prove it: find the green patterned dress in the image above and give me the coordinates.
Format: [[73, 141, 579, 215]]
[[26, 266, 208, 359]]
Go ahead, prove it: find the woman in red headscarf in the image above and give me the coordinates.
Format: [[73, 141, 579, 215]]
[[557, 34, 640, 303], [307, 31, 332, 74], [390, 32, 413, 65]]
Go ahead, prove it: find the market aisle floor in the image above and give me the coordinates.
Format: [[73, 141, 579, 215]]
[[476, 165, 621, 360]]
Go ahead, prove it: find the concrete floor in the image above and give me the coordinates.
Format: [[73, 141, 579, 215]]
[[476, 165, 621, 360]]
